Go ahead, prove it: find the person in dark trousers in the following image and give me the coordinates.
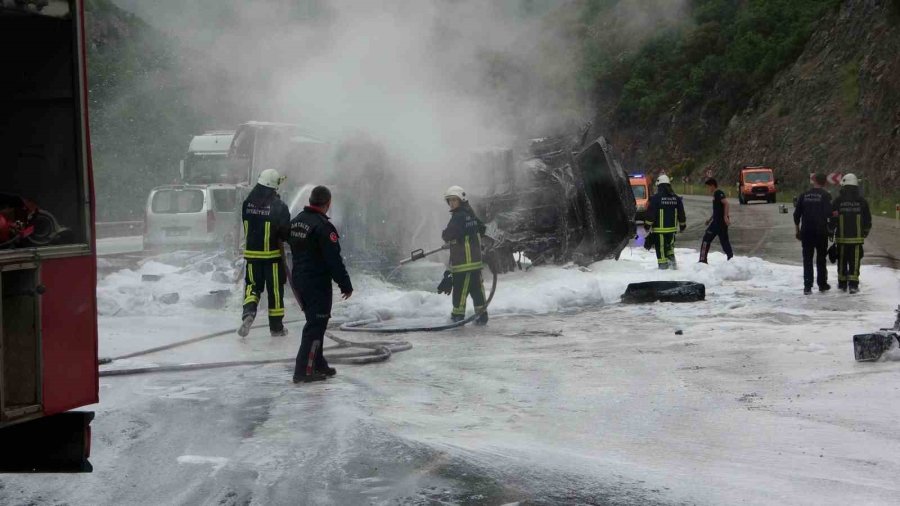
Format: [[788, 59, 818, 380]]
[[238, 169, 291, 338], [644, 174, 687, 270], [794, 173, 833, 294], [699, 178, 733, 263], [830, 173, 872, 294], [288, 185, 353, 383], [442, 186, 488, 325]]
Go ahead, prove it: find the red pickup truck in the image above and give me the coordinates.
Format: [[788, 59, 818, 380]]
[[738, 166, 777, 204]]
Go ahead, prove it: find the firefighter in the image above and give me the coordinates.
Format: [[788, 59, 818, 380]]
[[830, 173, 872, 294], [288, 185, 353, 383], [644, 175, 686, 269], [698, 178, 733, 263], [793, 172, 833, 294], [442, 186, 488, 325], [237, 169, 291, 338]]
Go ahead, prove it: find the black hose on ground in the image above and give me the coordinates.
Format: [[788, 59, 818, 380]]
[[338, 265, 498, 333], [99, 255, 415, 377]]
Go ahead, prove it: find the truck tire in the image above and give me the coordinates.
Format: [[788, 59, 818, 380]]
[[767, 193, 776, 204], [621, 281, 706, 304]]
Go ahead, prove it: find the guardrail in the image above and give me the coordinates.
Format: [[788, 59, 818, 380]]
[[95, 221, 143, 239]]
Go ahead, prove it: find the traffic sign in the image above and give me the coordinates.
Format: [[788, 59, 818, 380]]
[[705, 168, 713, 179], [828, 172, 842, 185]]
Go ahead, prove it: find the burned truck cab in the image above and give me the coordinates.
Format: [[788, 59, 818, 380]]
[[471, 134, 636, 272]]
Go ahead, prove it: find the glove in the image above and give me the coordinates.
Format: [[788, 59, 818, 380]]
[[827, 243, 838, 264], [679, 223, 686, 232], [643, 233, 654, 251], [643, 223, 650, 232], [437, 270, 453, 295]]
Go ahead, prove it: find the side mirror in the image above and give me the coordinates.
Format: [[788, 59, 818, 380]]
[[179, 160, 185, 181]]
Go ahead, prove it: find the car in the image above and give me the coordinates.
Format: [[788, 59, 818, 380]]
[[738, 166, 777, 204], [629, 174, 650, 222], [143, 183, 239, 251]]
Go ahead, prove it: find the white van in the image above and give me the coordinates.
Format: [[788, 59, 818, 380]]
[[143, 184, 239, 250]]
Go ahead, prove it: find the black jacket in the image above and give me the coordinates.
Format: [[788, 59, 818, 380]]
[[645, 185, 686, 233], [242, 185, 291, 261], [442, 203, 485, 273], [793, 187, 832, 237], [288, 206, 352, 294], [831, 187, 872, 244]]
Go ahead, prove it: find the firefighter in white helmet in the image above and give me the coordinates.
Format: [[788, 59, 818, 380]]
[[644, 174, 687, 269], [440, 186, 488, 324], [830, 173, 872, 294], [237, 169, 291, 338]]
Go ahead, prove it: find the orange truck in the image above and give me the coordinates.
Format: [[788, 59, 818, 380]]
[[629, 174, 650, 222], [737, 166, 777, 204]]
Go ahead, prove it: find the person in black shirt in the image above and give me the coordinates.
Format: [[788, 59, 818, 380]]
[[238, 169, 291, 338], [830, 173, 872, 294], [288, 185, 353, 383], [699, 178, 733, 263], [794, 173, 833, 294]]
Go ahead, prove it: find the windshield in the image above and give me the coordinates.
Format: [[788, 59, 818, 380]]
[[211, 188, 237, 212], [631, 184, 647, 199], [744, 172, 772, 183], [151, 190, 204, 214], [184, 155, 245, 184]]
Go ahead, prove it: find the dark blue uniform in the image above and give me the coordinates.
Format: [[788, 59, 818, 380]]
[[442, 203, 487, 321], [793, 187, 832, 290], [699, 189, 733, 263], [830, 187, 872, 291], [645, 185, 686, 269], [288, 206, 352, 379], [241, 185, 291, 331]]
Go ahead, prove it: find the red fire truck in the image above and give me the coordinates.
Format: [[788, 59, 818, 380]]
[[0, 0, 97, 472]]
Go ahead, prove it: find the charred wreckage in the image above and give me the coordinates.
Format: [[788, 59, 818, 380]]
[[469, 127, 636, 273]]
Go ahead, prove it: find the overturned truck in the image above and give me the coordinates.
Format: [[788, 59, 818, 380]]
[[472, 133, 636, 272]]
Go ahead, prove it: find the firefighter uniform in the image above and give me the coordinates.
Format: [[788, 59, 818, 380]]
[[831, 187, 872, 291], [645, 186, 686, 269], [288, 205, 352, 380], [794, 186, 833, 291], [242, 186, 291, 332], [442, 203, 487, 322]]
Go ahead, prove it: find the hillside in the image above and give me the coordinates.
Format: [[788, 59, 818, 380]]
[[717, 0, 900, 199], [581, 0, 899, 204], [85, 0, 247, 221]]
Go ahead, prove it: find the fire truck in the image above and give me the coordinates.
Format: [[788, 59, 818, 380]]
[[0, 0, 97, 472]]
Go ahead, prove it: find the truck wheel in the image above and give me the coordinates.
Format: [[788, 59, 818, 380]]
[[769, 194, 777, 203]]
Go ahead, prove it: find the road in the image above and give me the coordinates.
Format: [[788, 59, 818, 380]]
[[678, 195, 899, 269], [2, 206, 899, 505]]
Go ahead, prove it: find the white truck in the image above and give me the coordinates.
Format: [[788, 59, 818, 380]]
[[179, 130, 237, 184]]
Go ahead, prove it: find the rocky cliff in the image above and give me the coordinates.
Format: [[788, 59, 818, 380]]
[[716, 0, 899, 194]]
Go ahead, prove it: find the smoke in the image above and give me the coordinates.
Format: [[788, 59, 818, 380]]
[[112, 0, 586, 186]]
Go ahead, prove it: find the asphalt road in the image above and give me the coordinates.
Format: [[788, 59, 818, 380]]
[[678, 195, 899, 269]]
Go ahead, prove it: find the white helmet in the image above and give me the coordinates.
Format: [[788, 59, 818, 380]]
[[656, 174, 671, 186], [257, 169, 285, 189], [444, 185, 467, 202], [840, 173, 859, 187]]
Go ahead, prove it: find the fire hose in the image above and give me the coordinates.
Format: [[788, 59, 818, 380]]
[[338, 244, 498, 333], [98, 243, 494, 377]]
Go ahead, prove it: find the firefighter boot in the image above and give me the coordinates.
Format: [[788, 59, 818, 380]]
[[450, 315, 465, 323], [293, 373, 327, 383], [668, 256, 677, 270], [475, 310, 489, 326], [237, 313, 255, 338], [271, 327, 289, 337], [318, 366, 337, 377]]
